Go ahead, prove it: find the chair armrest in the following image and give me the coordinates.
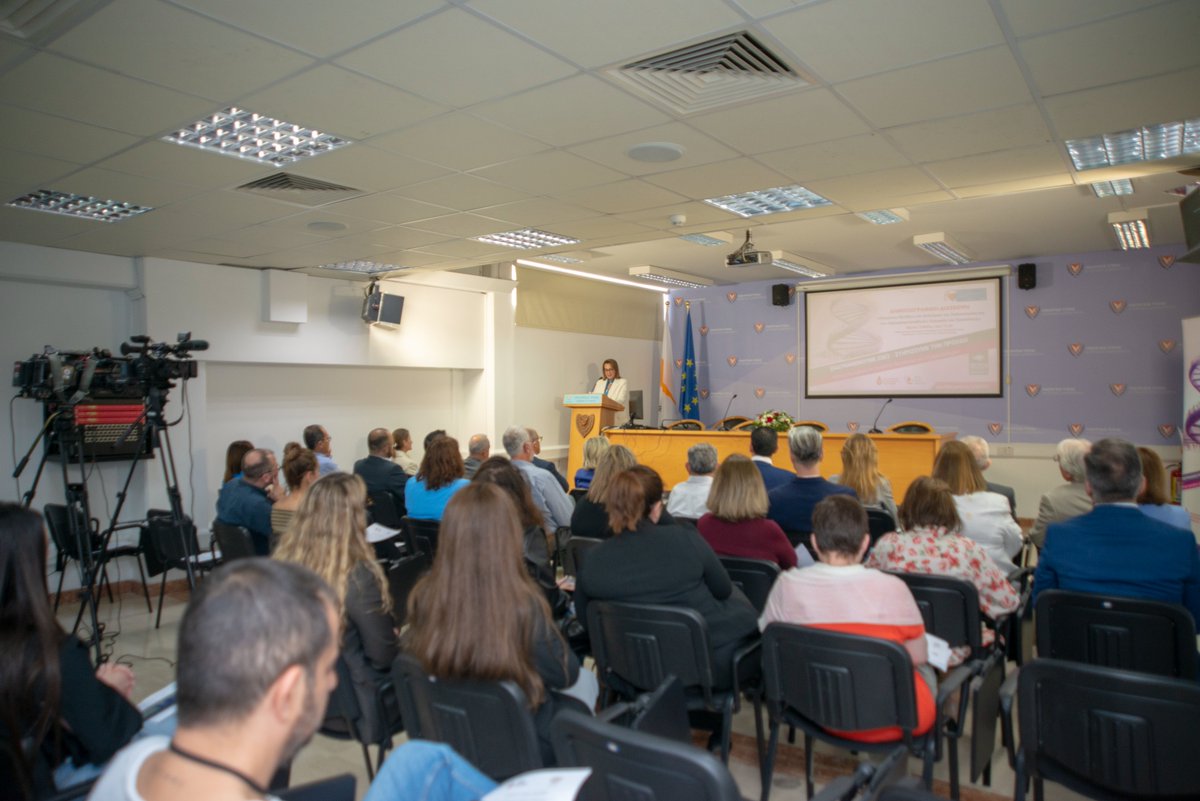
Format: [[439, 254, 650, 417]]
[[998, 669, 1020, 768], [595, 701, 632, 724], [936, 663, 975, 706]]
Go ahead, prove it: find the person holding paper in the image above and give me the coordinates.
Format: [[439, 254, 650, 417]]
[[591, 358, 629, 424]]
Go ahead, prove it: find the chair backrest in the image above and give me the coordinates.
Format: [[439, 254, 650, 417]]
[[386, 551, 432, 629], [1017, 659, 1200, 799], [891, 572, 983, 657], [211, 522, 257, 562], [402, 517, 441, 558], [144, 509, 200, 566], [551, 710, 742, 801], [42, 503, 93, 561], [733, 419, 758, 431], [367, 491, 404, 529], [885, 421, 933, 434], [390, 654, 542, 781], [277, 774, 356, 801], [791, 420, 828, 432], [564, 536, 603, 577], [865, 509, 897, 551], [569, 488, 588, 501], [715, 416, 750, 431], [718, 556, 781, 613], [586, 601, 716, 704], [761, 623, 918, 738], [325, 655, 367, 733], [1035, 589, 1198, 679], [664, 420, 704, 431]]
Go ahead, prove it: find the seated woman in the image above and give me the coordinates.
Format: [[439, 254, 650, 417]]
[[760, 495, 935, 743], [574, 467, 759, 691], [0, 503, 143, 797], [273, 473, 401, 743], [573, 436, 610, 492], [570, 444, 637, 539], [867, 477, 1019, 665], [1137, 446, 1191, 530], [404, 436, 470, 521], [405, 483, 595, 765], [830, 433, 899, 522], [270, 442, 319, 539], [222, 439, 253, 484], [699, 454, 807, 569], [932, 441, 1024, 576]]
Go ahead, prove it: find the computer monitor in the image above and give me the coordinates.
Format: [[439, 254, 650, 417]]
[[626, 389, 644, 424]]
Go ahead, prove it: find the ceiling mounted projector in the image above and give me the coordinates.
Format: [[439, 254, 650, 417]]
[[725, 230, 772, 267]]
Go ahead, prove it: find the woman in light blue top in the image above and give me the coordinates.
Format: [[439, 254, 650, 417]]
[[1137, 447, 1192, 530], [405, 435, 470, 521]]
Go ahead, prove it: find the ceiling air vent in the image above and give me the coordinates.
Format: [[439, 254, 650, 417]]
[[235, 172, 363, 207], [1, 0, 100, 43], [610, 31, 813, 115]]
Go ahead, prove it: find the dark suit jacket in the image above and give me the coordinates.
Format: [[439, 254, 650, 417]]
[[354, 454, 409, 517], [986, 480, 1017, 518], [1033, 504, 1200, 623], [533, 456, 570, 493], [753, 458, 795, 492], [767, 476, 856, 540]]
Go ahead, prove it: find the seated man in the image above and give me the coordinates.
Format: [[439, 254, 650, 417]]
[[463, 433, 489, 479], [1033, 437, 1200, 622], [354, 427, 409, 518], [1028, 437, 1093, 549], [666, 442, 717, 519], [767, 426, 856, 546], [750, 426, 795, 491], [90, 559, 340, 801], [962, 435, 1016, 518], [504, 425, 573, 532], [215, 448, 276, 555], [304, 423, 339, 475], [527, 427, 569, 492]]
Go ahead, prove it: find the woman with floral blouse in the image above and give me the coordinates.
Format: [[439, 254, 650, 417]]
[[866, 476, 1019, 665]]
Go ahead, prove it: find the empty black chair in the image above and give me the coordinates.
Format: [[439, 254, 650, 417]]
[[44, 503, 152, 613], [664, 420, 704, 431], [551, 710, 742, 801], [1034, 589, 1197, 679], [865, 509, 897, 552], [141, 509, 217, 628], [319, 656, 395, 780], [585, 601, 762, 764], [367, 491, 404, 529], [402, 517, 441, 558], [719, 557, 780, 613], [391, 653, 542, 781], [1004, 659, 1200, 801], [563, 536, 603, 577], [211, 522, 257, 562], [715, 415, 751, 431], [386, 550, 431, 629], [760, 623, 972, 801]]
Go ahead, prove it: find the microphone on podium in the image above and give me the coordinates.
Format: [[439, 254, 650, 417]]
[[720, 394, 739, 428], [868, 398, 893, 434]]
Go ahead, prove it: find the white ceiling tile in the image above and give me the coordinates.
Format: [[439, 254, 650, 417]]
[[837, 47, 1033, 128], [0, 105, 139, 165], [833, 189, 955, 213], [364, 226, 455, 249], [689, 90, 871, 154], [923, 143, 1068, 187], [0, 148, 85, 200], [371, 250, 451, 268], [474, 197, 600, 226], [551, 217, 660, 241], [401, 174, 532, 211], [998, 0, 1169, 38], [55, 167, 204, 207], [642, 158, 793, 198], [559, 180, 689, 215], [567, 122, 739, 176], [335, 8, 576, 108], [764, 0, 1003, 83], [57, 211, 204, 255], [953, 173, 1076, 198], [174, 0, 443, 57], [224, 224, 326, 252], [240, 66, 445, 141], [293, 146, 451, 193], [0, 205, 97, 245], [1018, 2, 1200, 97], [49, 0, 315, 101], [468, 0, 742, 68], [614, 201, 741, 228], [370, 112, 550, 171], [471, 75, 670, 148], [169, 236, 273, 259], [1042, 66, 1200, 138], [471, 151, 626, 194], [323, 193, 454, 226], [407, 213, 515, 237], [163, 191, 312, 229], [270, 237, 395, 267], [735, 0, 813, 15], [756, 134, 912, 182], [411, 238, 514, 258], [97, 140, 267, 188], [804, 166, 946, 207], [0, 53, 215, 136], [886, 104, 1052, 162], [0, 37, 30, 66]]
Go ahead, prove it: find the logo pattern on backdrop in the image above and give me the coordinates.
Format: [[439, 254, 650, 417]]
[[1160, 339, 1177, 353], [1068, 343, 1084, 357], [988, 423, 1003, 436], [1067, 262, 1083, 276], [1024, 305, 1040, 318], [1160, 255, 1175, 269], [1109, 300, 1126, 314], [1110, 383, 1126, 396]]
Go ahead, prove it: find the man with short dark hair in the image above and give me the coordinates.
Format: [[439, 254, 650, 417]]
[[666, 442, 717, 519], [303, 424, 338, 475], [1033, 438, 1200, 621], [354, 427, 409, 517], [526, 427, 569, 492], [90, 559, 340, 801], [463, 434, 490, 479], [215, 448, 276, 555], [766, 426, 856, 546], [749, 426, 794, 491]]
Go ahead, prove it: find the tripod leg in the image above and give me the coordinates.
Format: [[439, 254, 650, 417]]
[[54, 562, 66, 613]]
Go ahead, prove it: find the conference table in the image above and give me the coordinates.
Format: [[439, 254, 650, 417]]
[[602, 429, 954, 501]]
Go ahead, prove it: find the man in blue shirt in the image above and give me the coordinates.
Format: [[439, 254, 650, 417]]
[[304, 423, 339, 475], [215, 448, 275, 555], [767, 426, 856, 547]]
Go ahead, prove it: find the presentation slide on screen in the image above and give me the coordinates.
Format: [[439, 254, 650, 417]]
[[805, 278, 1002, 398]]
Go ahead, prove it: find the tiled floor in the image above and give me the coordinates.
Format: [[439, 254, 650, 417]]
[[57, 582, 1089, 801]]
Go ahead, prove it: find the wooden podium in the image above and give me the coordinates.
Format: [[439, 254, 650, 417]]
[[564, 393, 623, 488]]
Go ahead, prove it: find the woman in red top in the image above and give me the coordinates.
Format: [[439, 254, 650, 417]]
[[698, 455, 806, 569]]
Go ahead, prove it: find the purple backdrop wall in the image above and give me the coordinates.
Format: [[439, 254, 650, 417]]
[[664, 247, 1199, 445]]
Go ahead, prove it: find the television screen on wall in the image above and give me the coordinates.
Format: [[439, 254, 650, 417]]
[[804, 276, 1003, 399]]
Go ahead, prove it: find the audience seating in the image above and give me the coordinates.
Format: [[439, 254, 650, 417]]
[[44, 502, 152, 614], [569, 488, 588, 501], [391, 653, 542, 781], [864, 509, 897, 554], [402, 517, 440, 558], [760, 624, 972, 801], [790, 421, 827, 432], [563, 536, 603, 577], [141, 509, 218, 629], [211, 522, 257, 562], [885, 422, 934, 434], [319, 656, 396, 781], [719, 557, 780, 614], [551, 710, 743, 801], [715, 416, 751, 431], [585, 600, 762, 765], [385, 550, 432, 629], [1034, 589, 1197, 679], [664, 420, 705, 431], [1001, 659, 1200, 801], [366, 491, 404, 529], [807, 745, 912, 801]]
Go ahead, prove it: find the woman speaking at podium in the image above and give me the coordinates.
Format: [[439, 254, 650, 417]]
[[592, 358, 629, 424]]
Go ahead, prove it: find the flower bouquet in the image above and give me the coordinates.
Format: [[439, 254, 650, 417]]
[[754, 410, 794, 431]]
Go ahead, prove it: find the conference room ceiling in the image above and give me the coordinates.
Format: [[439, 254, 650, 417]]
[[0, 0, 1197, 286]]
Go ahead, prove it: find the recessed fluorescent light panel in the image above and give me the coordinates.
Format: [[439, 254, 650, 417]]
[[628, 266, 714, 288], [319, 261, 407, 274], [6, 189, 152, 222], [856, 208, 909, 225], [703, 185, 832, 218], [678, 232, 733, 246], [476, 228, 581, 250], [772, 252, 830, 278], [1065, 117, 1200, 171], [537, 254, 584, 264], [1108, 211, 1151, 249], [913, 232, 973, 265], [516, 259, 664, 293], [1090, 179, 1133, 197], [163, 107, 351, 166]]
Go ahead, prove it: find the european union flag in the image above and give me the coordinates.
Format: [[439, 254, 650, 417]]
[[679, 308, 700, 420]]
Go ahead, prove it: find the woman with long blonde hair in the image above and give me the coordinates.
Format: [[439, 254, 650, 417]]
[[932, 440, 1024, 576], [570, 444, 642, 539], [274, 472, 399, 741], [405, 482, 592, 764], [831, 434, 898, 521], [574, 436, 610, 491], [699, 454, 805, 568]]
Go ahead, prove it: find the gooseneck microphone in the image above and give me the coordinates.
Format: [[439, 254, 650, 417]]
[[721, 394, 739, 428], [869, 398, 893, 434]]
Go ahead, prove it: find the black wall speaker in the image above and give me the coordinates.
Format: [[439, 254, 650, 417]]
[[771, 283, 791, 306], [1017, 263, 1036, 290], [362, 291, 405, 326]]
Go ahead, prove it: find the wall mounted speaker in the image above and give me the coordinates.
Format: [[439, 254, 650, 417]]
[[771, 283, 791, 306], [1017, 263, 1036, 290]]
